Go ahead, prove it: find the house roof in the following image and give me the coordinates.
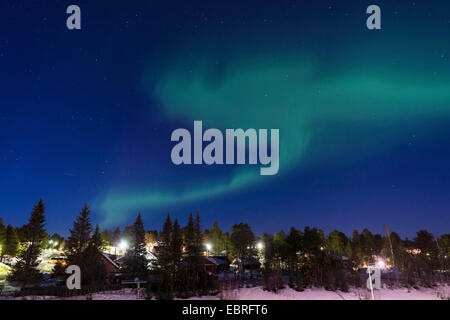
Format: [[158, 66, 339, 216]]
[[205, 256, 230, 265], [102, 253, 120, 269], [231, 257, 260, 265]]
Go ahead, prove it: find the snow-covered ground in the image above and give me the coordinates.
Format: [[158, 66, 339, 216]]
[[198, 285, 450, 300], [0, 262, 10, 278], [1, 285, 448, 300], [37, 249, 63, 273], [0, 263, 14, 293]]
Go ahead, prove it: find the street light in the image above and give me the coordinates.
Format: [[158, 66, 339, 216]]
[[376, 259, 386, 269], [256, 242, 264, 251], [119, 240, 129, 252], [206, 243, 212, 256]]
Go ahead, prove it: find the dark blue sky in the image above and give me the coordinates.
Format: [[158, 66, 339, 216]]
[[1, 0, 449, 238]]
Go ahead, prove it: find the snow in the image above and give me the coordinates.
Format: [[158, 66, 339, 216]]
[[0, 262, 11, 277], [37, 249, 62, 273], [1, 285, 447, 300], [0, 263, 18, 295], [188, 285, 449, 300]]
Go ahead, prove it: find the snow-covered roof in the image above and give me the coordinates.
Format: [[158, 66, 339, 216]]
[[231, 257, 260, 266], [102, 253, 120, 269], [146, 252, 157, 260], [205, 256, 230, 265]]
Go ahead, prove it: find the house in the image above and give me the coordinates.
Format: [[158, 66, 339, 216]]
[[101, 253, 121, 283], [115, 251, 157, 269], [204, 256, 230, 274], [230, 257, 260, 272], [50, 257, 67, 266]]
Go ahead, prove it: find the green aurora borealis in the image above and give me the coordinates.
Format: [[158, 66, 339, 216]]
[[100, 26, 450, 226], [2, 0, 450, 235]]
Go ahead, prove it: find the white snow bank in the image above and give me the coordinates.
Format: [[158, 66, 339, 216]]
[[0, 263, 11, 273], [187, 285, 449, 301], [1, 285, 448, 300]]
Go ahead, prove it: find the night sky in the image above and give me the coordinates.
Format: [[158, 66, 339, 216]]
[[1, 0, 450, 238]]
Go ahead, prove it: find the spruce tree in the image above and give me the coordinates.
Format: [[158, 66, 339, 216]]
[[112, 227, 121, 247], [184, 212, 203, 294], [100, 229, 112, 248], [172, 219, 184, 296], [207, 222, 224, 256], [230, 223, 256, 258], [90, 224, 103, 249], [194, 210, 205, 271], [81, 224, 107, 285], [172, 219, 183, 265], [123, 213, 148, 279], [184, 213, 195, 256], [8, 199, 46, 288], [15, 225, 28, 243], [286, 227, 302, 288], [0, 218, 6, 261], [67, 203, 93, 256], [66, 205, 107, 285], [5, 225, 19, 257], [351, 230, 364, 268], [193, 211, 209, 295], [156, 213, 173, 299]]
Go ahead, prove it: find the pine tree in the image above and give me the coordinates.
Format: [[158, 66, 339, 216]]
[[15, 225, 28, 243], [193, 211, 210, 295], [184, 213, 196, 258], [230, 223, 256, 258], [172, 219, 183, 266], [286, 227, 302, 288], [172, 219, 184, 296], [112, 227, 121, 246], [8, 198, 46, 288], [100, 229, 112, 248], [66, 205, 107, 285], [351, 230, 364, 268], [194, 210, 205, 273], [123, 213, 148, 279], [67, 204, 93, 256], [183, 213, 194, 292], [122, 225, 134, 244], [90, 224, 103, 249], [81, 225, 107, 285], [5, 225, 19, 257], [207, 222, 223, 256], [0, 218, 6, 261], [183, 212, 205, 294], [326, 230, 349, 256], [156, 213, 173, 300]]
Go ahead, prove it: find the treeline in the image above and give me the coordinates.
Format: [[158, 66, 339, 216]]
[[257, 227, 450, 292], [204, 222, 449, 290], [0, 216, 64, 262], [154, 212, 220, 299], [0, 200, 219, 299], [1, 198, 449, 298]]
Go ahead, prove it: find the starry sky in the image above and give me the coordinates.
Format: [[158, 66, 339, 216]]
[[1, 0, 449, 238]]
